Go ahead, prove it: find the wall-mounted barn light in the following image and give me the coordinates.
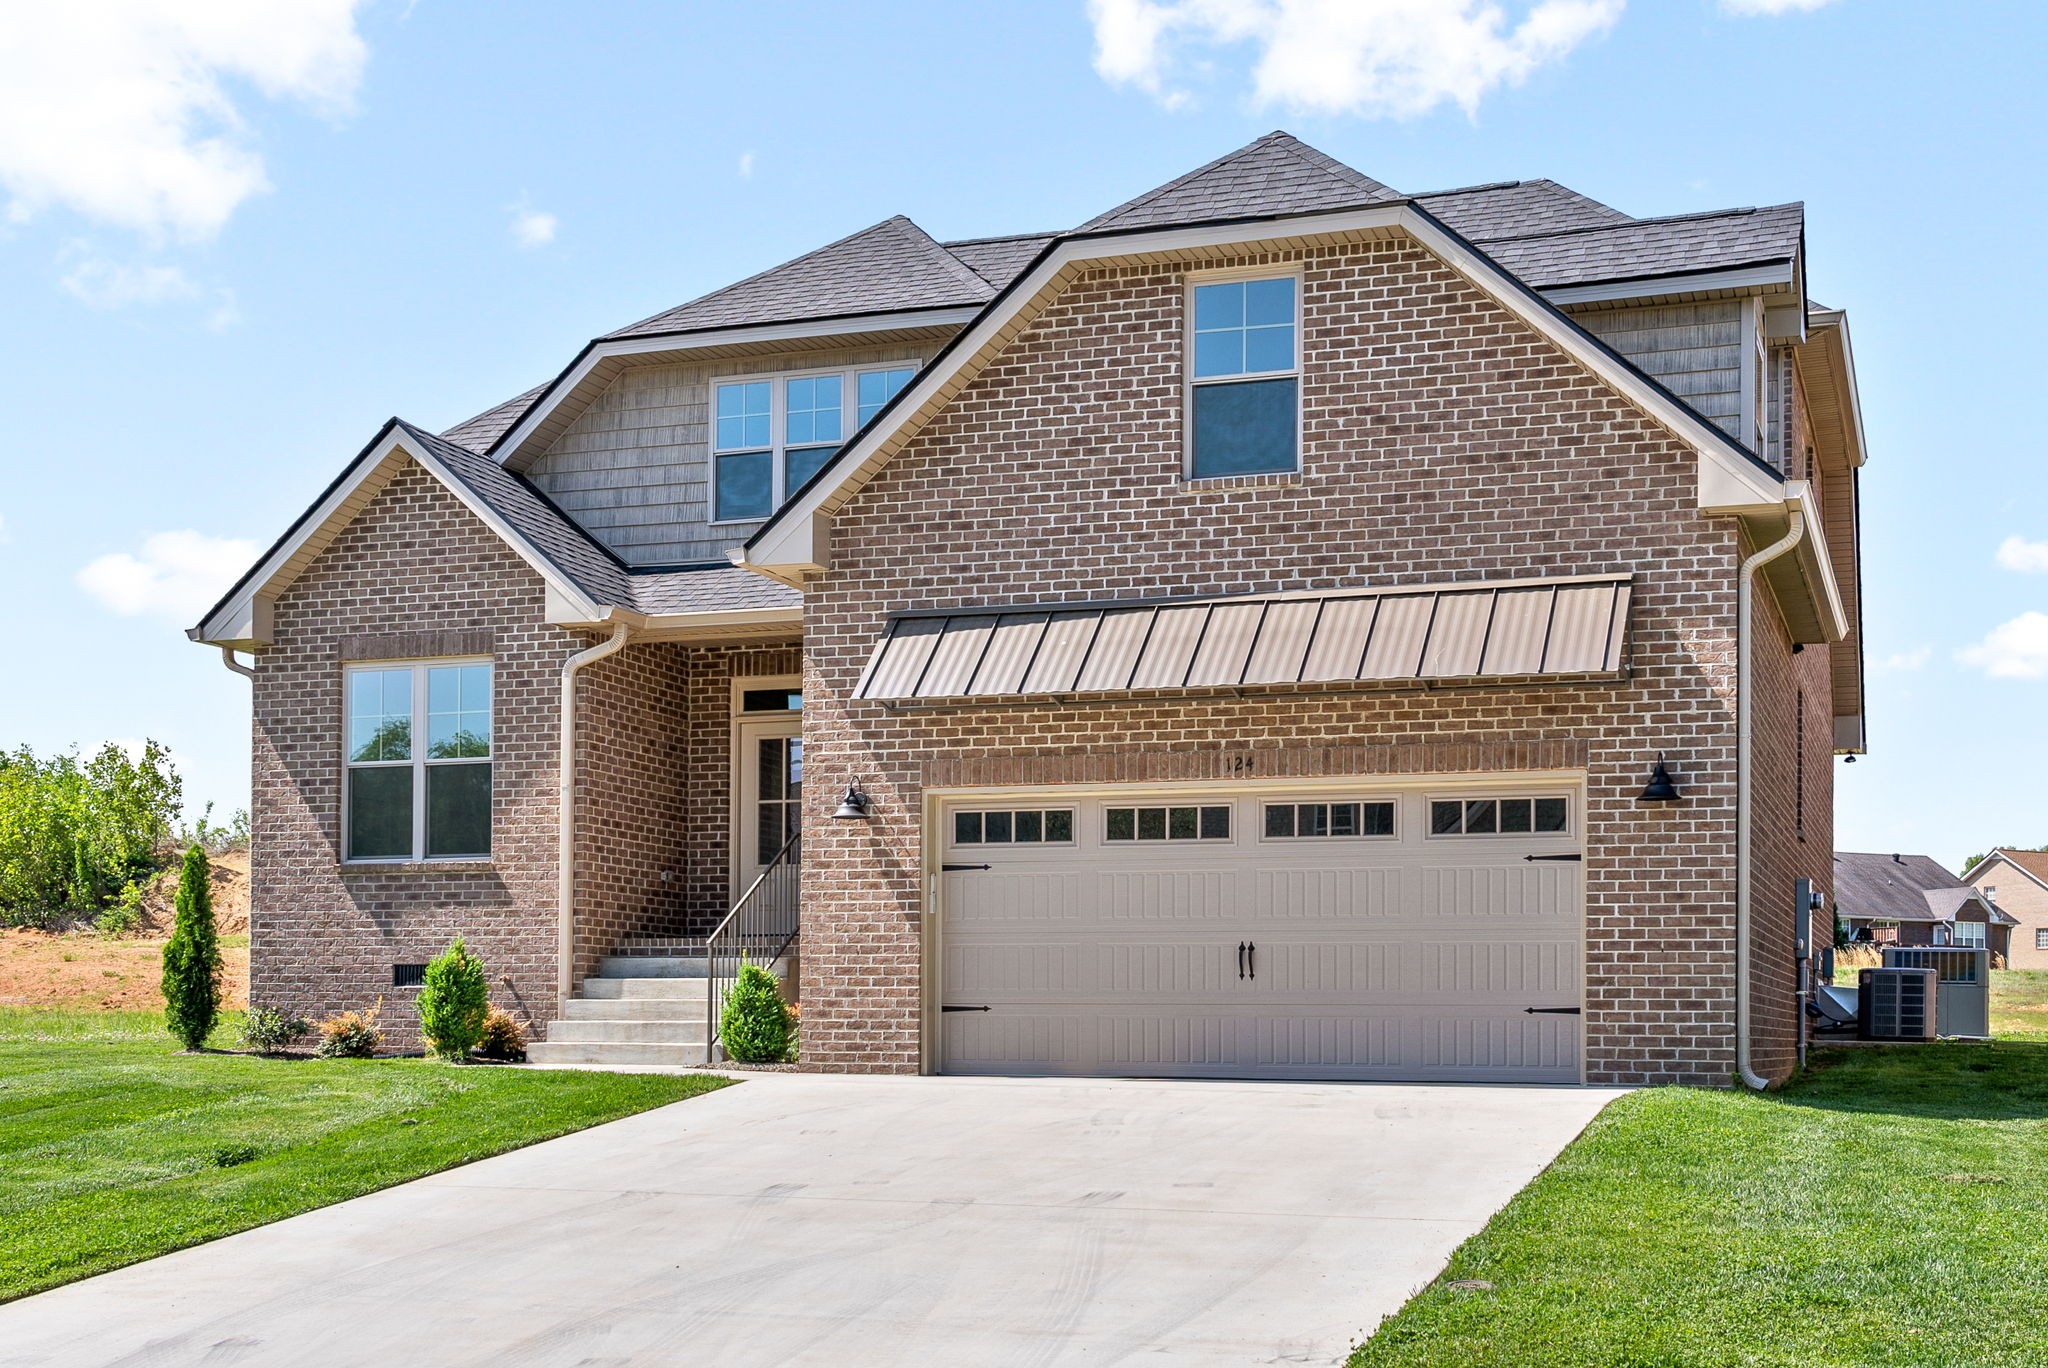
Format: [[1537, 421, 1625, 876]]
[[1638, 756, 1681, 804], [832, 784, 872, 820]]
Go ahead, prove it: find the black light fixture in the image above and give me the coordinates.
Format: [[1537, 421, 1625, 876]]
[[832, 783, 871, 820], [1638, 755, 1681, 804]]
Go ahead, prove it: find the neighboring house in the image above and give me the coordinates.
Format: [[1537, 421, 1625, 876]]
[[1962, 849, 2048, 969], [191, 132, 1867, 1087], [1835, 852, 2013, 960]]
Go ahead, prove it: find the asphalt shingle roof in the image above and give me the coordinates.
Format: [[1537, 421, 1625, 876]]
[[397, 421, 802, 616], [1075, 130, 1399, 233], [440, 384, 548, 454], [944, 232, 1058, 291], [1413, 178, 1631, 241], [603, 215, 994, 340], [1477, 203, 1804, 290], [1835, 852, 1979, 924]]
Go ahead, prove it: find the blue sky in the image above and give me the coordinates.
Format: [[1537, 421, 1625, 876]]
[[0, 0, 2041, 870]]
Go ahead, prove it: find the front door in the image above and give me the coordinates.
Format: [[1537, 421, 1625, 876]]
[[736, 719, 803, 889]]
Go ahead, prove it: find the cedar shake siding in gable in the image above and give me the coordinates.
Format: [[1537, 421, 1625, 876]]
[[798, 236, 1803, 1086], [526, 341, 931, 566]]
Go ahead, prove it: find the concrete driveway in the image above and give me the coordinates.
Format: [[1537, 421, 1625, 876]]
[[0, 1072, 1621, 1367]]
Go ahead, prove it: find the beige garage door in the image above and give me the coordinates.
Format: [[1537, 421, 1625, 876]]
[[936, 784, 1583, 1083]]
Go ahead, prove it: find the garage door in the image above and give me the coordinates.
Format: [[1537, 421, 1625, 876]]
[[936, 785, 1583, 1083]]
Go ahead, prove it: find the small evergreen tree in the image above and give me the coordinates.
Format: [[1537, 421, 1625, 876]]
[[160, 844, 220, 1050], [417, 937, 490, 1060], [721, 963, 794, 1063]]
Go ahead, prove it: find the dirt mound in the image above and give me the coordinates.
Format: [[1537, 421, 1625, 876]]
[[138, 850, 249, 936], [0, 926, 249, 1011]]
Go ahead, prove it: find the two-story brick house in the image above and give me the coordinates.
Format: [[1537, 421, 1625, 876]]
[[192, 133, 1866, 1086]]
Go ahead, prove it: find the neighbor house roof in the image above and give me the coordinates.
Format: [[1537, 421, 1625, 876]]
[[1966, 848, 2048, 892], [1835, 852, 1996, 924]]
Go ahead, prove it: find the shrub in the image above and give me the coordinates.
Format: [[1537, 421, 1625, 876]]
[[317, 999, 384, 1058], [95, 881, 145, 937], [211, 1144, 260, 1168], [241, 1006, 312, 1055], [417, 938, 489, 1061], [160, 844, 220, 1050], [474, 1006, 527, 1062], [720, 963, 795, 1063]]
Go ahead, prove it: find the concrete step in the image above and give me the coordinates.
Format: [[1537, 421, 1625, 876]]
[[579, 977, 713, 1000], [564, 994, 709, 1020], [596, 956, 709, 979], [526, 1040, 709, 1067], [544, 1019, 710, 1046]]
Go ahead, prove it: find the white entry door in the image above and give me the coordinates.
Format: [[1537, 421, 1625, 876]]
[[735, 719, 802, 888], [936, 784, 1583, 1083]]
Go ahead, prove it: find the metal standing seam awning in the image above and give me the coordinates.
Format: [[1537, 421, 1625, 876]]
[[854, 573, 1633, 704]]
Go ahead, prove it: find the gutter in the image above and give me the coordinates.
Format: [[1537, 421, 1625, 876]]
[[557, 621, 632, 1007], [1736, 507, 1807, 1091], [217, 647, 254, 680]]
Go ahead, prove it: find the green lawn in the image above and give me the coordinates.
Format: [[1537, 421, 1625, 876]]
[[1352, 1015, 2048, 1366], [0, 1008, 730, 1302]]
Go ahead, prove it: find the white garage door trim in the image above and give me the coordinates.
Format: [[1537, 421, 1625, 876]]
[[920, 772, 1586, 1083]]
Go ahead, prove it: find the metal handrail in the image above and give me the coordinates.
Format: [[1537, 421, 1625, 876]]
[[705, 831, 801, 1064]]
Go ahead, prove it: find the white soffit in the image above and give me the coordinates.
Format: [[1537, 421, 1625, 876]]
[[191, 427, 604, 650], [740, 204, 1788, 574]]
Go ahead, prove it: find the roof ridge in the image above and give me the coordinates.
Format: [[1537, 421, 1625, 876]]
[[941, 229, 1062, 247], [885, 215, 997, 300], [1411, 179, 1527, 200], [1277, 134, 1400, 200], [1475, 203, 1793, 246], [1074, 130, 1293, 231]]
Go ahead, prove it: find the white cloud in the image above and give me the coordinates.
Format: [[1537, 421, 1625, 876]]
[[59, 254, 200, 308], [1087, 0, 1624, 118], [77, 530, 257, 620], [1996, 535, 2048, 574], [1874, 646, 1930, 673], [738, 150, 755, 178], [1957, 612, 2048, 680], [509, 206, 557, 248], [0, 1, 369, 240], [1720, 0, 1837, 14]]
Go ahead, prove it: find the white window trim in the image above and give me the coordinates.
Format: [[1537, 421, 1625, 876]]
[[341, 657, 494, 865], [2036, 928, 2048, 951], [1103, 802, 1237, 844], [1182, 264, 1305, 482], [709, 363, 921, 525], [1256, 798, 1399, 843], [1424, 792, 1575, 840]]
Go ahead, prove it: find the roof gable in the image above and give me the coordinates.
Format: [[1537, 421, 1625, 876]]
[[1968, 849, 2048, 893], [604, 215, 993, 340], [1075, 131, 1398, 233]]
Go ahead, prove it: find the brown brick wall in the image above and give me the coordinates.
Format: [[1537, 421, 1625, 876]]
[[799, 238, 1778, 1085], [250, 460, 575, 1049]]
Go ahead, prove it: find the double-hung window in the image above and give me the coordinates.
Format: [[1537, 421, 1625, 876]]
[[345, 661, 493, 862], [1189, 274, 1299, 477], [713, 365, 918, 521]]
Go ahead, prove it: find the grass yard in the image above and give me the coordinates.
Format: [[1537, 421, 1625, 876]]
[[1352, 992, 2048, 1367], [0, 1008, 730, 1302]]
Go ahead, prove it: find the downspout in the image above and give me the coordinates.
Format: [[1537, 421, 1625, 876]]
[[1736, 509, 1806, 1091], [557, 622, 632, 1008], [218, 647, 255, 680]]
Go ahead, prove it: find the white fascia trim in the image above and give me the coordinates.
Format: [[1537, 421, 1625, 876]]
[[1807, 309, 1868, 469], [1539, 262, 1796, 307], [494, 306, 982, 471], [192, 428, 604, 648], [744, 205, 1785, 573], [1783, 480, 1850, 643]]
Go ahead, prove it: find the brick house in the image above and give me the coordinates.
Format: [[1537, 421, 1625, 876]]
[[192, 133, 1866, 1087], [1963, 850, 2048, 969]]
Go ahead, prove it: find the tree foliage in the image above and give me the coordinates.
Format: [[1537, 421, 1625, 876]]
[[161, 844, 221, 1050], [417, 938, 490, 1061], [0, 741, 181, 925]]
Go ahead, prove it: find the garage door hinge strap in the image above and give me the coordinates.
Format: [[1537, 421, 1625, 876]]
[[942, 863, 992, 872], [1523, 853, 1582, 862], [1523, 1007, 1582, 1015], [942, 1004, 992, 1013]]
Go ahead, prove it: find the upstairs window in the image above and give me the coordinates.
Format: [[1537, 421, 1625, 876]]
[[345, 661, 493, 862], [1189, 274, 1298, 478], [713, 365, 917, 521]]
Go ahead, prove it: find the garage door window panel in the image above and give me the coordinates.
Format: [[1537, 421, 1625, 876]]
[[1429, 796, 1570, 837], [953, 809, 1075, 845], [1106, 805, 1230, 842], [1264, 801, 1395, 839]]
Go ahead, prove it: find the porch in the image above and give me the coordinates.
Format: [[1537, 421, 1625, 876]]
[[529, 639, 804, 1067]]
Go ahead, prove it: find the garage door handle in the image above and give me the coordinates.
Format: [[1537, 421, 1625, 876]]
[[1248, 941, 1256, 980], [942, 863, 992, 872], [1523, 1007, 1582, 1015], [1237, 941, 1246, 980], [942, 1005, 992, 1013], [1524, 854, 1582, 862]]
